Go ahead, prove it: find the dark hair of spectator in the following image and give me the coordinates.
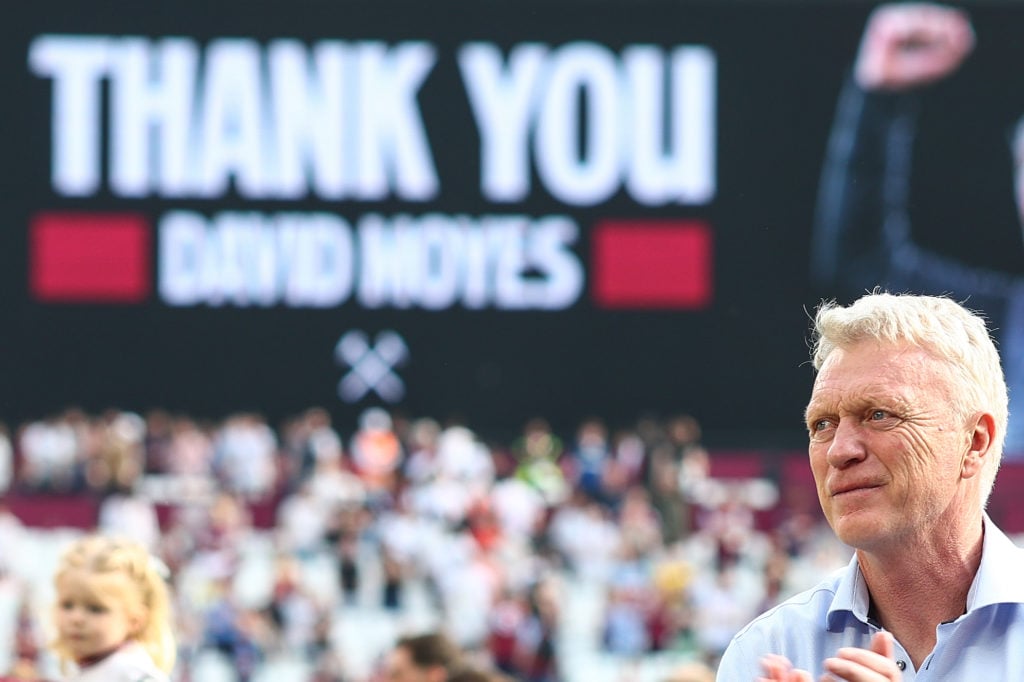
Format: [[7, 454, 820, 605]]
[[448, 664, 515, 682], [395, 633, 461, 672]]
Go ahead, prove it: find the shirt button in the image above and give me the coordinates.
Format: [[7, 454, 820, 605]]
[[897, 660, 907, 671]]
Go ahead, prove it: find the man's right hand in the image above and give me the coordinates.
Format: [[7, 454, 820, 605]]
[[757, 654, 813, 682], [854, 2, 974, 91]]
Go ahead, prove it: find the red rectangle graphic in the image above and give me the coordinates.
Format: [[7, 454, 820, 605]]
[[30, 212, 151, 303], [591, 220, 712, 309]]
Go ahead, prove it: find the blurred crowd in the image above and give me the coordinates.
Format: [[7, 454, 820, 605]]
[[0, 407, 852, 681]]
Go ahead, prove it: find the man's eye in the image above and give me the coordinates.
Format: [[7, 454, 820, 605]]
[[869, 410, 888, 421], [812, 418, 833, 432]]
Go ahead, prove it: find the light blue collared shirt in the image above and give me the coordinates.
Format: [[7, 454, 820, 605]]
[[716, 516, 1024, 680]]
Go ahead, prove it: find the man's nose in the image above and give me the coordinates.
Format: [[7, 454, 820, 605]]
[[826, 418, 868, 469]]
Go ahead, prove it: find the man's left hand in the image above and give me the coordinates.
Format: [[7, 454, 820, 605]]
[[822, 631, 904, 681]]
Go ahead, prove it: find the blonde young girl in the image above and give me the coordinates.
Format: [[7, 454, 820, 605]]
[[50, 535, 175, 681]]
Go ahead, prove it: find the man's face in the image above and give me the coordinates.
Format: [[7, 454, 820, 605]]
[[805, 339, 972, 551]]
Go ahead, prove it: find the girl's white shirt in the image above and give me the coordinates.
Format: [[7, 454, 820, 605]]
[[66, 641, 169, 682]]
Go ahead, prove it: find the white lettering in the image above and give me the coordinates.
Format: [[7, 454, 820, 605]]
[[354, 43, 439, 200], [159, 211, 356, 307], [198, 40, 265, 197], [109, 39, 197, 197], [462, 40, 716, 206], [459, 42, 547, 202], [528, 216, 584, 308], [30, 36, 715, 204], [30, 36, 441, 200], [159, 211, 207, 305], [624, 46, 716, 204], [29, 35, 110, 196], [357, 214, 419, 308], [160, 210, 582, 310], [535, 42, 621, 206], [267, 41, 348, 198], [277, 213, 354, 306], [419, 214, 464, 310]]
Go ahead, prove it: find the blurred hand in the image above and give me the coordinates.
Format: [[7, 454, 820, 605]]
[[854, 2, 974, 91], [821, 631, 904, 681], [758, 654, 813, 682], [756, 632, 903, 681]]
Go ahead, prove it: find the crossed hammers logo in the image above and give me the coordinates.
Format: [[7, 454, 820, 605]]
[[334, 330, 409, 403]]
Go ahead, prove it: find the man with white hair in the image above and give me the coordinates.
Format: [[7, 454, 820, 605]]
[[717, 292, 1024, 680]]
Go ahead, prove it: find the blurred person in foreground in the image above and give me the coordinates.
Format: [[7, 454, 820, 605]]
[[384, 632, 462, 682], [716, 292, 1024, 679], [51, 534, 176, 681]]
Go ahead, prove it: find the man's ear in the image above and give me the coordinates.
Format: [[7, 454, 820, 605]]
[[962, 412, 996, 480]]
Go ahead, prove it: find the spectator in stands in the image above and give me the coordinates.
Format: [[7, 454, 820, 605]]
[[564, 418, 612, 504], [275, 480, 330, 559], [401, 417, 443, 486], [617, 486, 663, 557], [438, 531, 504, 649], [324, 500, 368, 603], [141, 410, 174, 475], [309, 648, 348, 682], [350, 408, 404, 507], [486, 588, 528, 677], [602, 541, 654, 657], [50, 534, 176, 681], [0, 422, 13, 495], [165, 417, 215, 479], [0, 501, 25, 582], [434, 425, 495, 491], [718, 292, 1024, 679], [17, 413, 79, 493], [265, 555, 329, 658], [690, 565, 753, 668], [512, 578, 560, 682], [547, 488, 618, 580], [645, 415, 704, 547], [9, 596, 44, 679], [213, 413, 278, 501], [512, 419, 567, 507], [96, 483, 161, 552], [200, 575, 268, 682], [280, 407, 345, 493], [86, 410, 146, 494]]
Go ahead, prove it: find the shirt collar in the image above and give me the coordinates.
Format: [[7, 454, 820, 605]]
[[825, 515, 1024, 631], [968, 514, 1024, 609], [826, 554, 868, 632]]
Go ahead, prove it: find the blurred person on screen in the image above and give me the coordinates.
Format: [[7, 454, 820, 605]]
[[811, 1, 1024, 457]]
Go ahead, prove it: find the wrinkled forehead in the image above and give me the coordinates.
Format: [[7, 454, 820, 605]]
[[807, 340, 951, 409]]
